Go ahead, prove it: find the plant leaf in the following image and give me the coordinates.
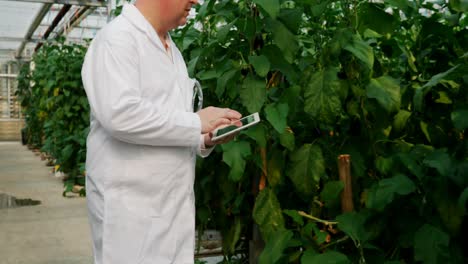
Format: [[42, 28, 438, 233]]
[[337, 212, 369, 244], [343, 34, 374, 68], [253, 0, 280, 19], [414, 224, 449, 264], [366, 174, 416, 211], [217, 68, 239, 99], [268, 19, 299, 63], [288, 144, 324, 197], [267, 149, 284, 187], [283, 210, 304, 226], [222, 141, 251, 181], [253, 188, 286, 241], [320, 181, 344, 208], [258, 229, 293, 264], [240, 75, 267, 113], [243, 124, 267, 148], [414, 65, 460, 112], [304, 68, 343, 124], [249, 55, 271, 77], [451, 109, 468, 130], [265, 103, 289, 134], [423, 149, 452, 177], [393, 110, 411, 133], [301, 250, 350, 264], [279, 129, 295, 151], [366, 76, 401, 113]]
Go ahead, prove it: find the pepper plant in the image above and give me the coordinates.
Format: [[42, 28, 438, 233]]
[[16, 39, 89, 196], [173, 0, 467, 263]]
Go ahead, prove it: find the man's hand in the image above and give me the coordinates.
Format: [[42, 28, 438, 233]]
[[203, 131, 238, 147], [197, 107, 242, 134]]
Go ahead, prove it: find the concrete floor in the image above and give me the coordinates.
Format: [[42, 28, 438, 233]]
[[0, 142, 93, 264], [0, 142, 225, 264]]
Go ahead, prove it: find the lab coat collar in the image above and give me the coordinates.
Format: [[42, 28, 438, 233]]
[[121, 3, 167, 52]]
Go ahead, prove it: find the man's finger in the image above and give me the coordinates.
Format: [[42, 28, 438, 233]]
[[211, 118, 231, 129], [224, 109, 242, 120]]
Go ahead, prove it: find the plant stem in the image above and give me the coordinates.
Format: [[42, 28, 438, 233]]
[[298, 211, 338, 225], [319, 235, 349, 250]]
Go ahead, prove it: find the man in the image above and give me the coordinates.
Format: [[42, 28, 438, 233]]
[[81, 0, 241, 263]]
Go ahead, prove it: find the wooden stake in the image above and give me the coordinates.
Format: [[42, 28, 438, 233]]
[[259, 147, 267, 191], [338, 154, 354, 212]]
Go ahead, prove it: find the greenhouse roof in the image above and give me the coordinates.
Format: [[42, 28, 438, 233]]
[[0, 0, 109, 65]]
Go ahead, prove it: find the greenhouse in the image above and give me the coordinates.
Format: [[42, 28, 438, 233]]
[[0, 0, 467, 264]]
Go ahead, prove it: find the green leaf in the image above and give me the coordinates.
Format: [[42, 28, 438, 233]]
[[423, 65, 460, 90], [265, 103, 289, 134], [187, 56, 199, 77], [343, 34, 374, 69], [243, 124, 267, 148], [258, 229, 293, 264], [249, 55, 271, 77], [304, 68, 343, 124], [398, 152, 424, 180], [420, 121, 431, 143], [432, 187, 464, 236], [253, 0, 280, 19], [197, 69, 218, 80], [301, 250, 350, 264], [283, 210, 304, 226], [267, 149, 284, 187], [451, 109, 468, 130], [217, 19, 237, 43], [224, 216, 242, 255], [435, 91, 452, 104], [414, 224, 449, 264], [414, 65, 460, 112], [61, 144, 73, 163], [279, 130, 295, 151], [253, 188, 286, 241], [181, 28, 199, 51], [222, 141, 251, 181], [312, 224, 329, 245], [423, 149, 452, 177], [366, 174, 416, 211], [279, 8, 303, 33], [358, 3, 397, 36], [288, 144, 324, 197], [281, 85, 301, 115], [385, 0, 414, 11], [310, 1, 330, 17], [240, 75, 266, 113], [375, 156, 394, 175], [217, 68, 238, 99], [450, 0, 468, 12], [366, 76, 401, 113], [458, 187, 468, 214], [269, 19, 299, 63], [363, 29, 382, 39], [262, 45, 299, 83], [337, 212, 368, 244], [393, 110, 411, 133], [320, 181, 344, 208]]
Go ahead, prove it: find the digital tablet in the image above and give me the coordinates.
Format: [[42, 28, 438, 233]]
[[212, 112, 260, 142]]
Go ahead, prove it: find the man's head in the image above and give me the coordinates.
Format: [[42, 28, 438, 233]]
[[135, 0, 199, 34], [161, 0, 199, 28]]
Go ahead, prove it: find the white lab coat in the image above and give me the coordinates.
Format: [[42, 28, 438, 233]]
[[81, 4, 211, 264]]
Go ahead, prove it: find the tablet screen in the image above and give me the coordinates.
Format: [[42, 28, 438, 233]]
[[216, 115, 255, 136], [212, 113, 260, 141]]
